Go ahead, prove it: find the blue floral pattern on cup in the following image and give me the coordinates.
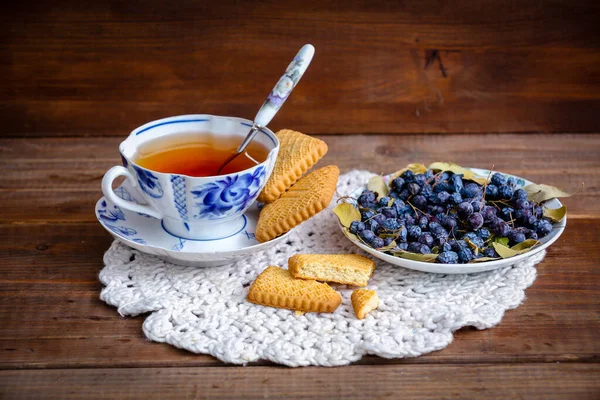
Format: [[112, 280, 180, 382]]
[[191, 166, 266, 220], [132, 165, 164, 198]]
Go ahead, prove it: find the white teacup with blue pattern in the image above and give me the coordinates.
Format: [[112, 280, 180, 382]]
[[101, 115, 280, 241]]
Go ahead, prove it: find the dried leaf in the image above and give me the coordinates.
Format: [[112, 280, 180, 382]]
[[377, 240, 397, 252], [392, 250, 438, 263], [390, 163, 428, 180], [367, 175, 389, 200], [469, 257, 501, 263], [511, 239, 541, 251], [543, 205, 567, 222], [428, 162, 488, 185], [493, 237, 509, 246], [492, 239, 540, 259], [523, 184, 572, 203], [333, 203, 361, 228], [431, 246, 440, 254]]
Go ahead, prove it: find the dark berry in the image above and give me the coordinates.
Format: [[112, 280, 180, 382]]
[[358, 190, 377, 207], [407, 225, 422, 241], [441, 242, 453, 252], [361, 209, 375, 221], [404, 215, 415, 226], [391, 177, 406, 191], [381, 218, 401, 231], [421, 184, 434, 197], [418, 216, 429, 229], [425, 170, 434, 179], [514, 199, 531, 210], [380, 207, 397, 219], [415, 174, 427, 186], [365, 219, 380, 233], [418, 233, 434, 248], [450, 240, 468, 252], [491, 173, 507, 187], [358, 229, 375, 242], [349, 220, 365, 234], [507, 177, 516, 186], [401, 170, 416, 183], [398, 189, 411, 201], [450, 192, 463, 204], [432, 226, 449, 241], [500, 207, 515, 221], [436, 191, 451, 205], [471, 198, 483, 212], [457, 202, 474, 219], [407, 182, 421, 195], [499, 185, 514, 200], [482, 247, 499, 258], [491, 221, 510, 237], [514, 188, 528, 201], [527, 231, 538, 240], [507, 230, 526, 246], [438, 251, 459, 264], [383, 237, 395, 247], [477, 228, 491, 240], [536, 220, 553, 237], [485, 184, 499, 199], [396, 242, 409, 251], [429, 205, 445, 215], [441, 217, 457, 232], [412, 195, 428, 210], [407, 242, 422, 253], [458, 248, 474, 263], [451, 175, 464, 193], [461, 183, 480, 199], [396, 225, 408, 242], [434, 182, 452, 193], [373, 213, 387, 224], [533, 205, 544, 219], [481, 205, 497, 223], [370, 237, 385, 248], [378, 196, 391, 208]]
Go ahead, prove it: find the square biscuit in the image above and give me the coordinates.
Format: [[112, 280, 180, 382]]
[[288, 254, 376, 286]]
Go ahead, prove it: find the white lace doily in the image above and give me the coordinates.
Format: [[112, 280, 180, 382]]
[[100, 170, 542, 367]]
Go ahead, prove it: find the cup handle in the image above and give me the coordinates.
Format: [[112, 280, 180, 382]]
[[101, 166, 163, 219]]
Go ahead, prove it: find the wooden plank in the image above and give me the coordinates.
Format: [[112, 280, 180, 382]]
[[0, 220, 598, 368], [0, 134, 597, 221], [1, 364, 599, 399], [2, 1, 600, 135]]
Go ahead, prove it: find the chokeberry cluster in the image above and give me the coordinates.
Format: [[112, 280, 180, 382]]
[[349, 169, 555, 264]]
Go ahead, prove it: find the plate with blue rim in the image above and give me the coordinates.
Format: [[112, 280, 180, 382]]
[[338, 168, 567, 274], [95, 180, 290, 267]]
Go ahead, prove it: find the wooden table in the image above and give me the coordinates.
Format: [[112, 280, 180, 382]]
[[3, 0, 600, 397], [1, 133, 599, 398]]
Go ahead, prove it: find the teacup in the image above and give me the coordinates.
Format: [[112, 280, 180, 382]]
[[101, 115, 279, 240]]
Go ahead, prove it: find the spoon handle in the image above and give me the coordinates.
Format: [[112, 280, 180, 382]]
[[253, 44, 315, 128]]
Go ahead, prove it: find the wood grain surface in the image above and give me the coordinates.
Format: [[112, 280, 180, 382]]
[[2, 364, 600, 399], [3, 0, 600, 136], [1, 134, 599, 398]]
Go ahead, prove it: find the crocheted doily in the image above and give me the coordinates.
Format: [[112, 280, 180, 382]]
[[100, 170, 543, 367]]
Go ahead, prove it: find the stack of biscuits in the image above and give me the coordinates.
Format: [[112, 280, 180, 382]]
[[249, 130, 379, 319], [255, 129, 339, 243], [247, 254, 380, 319]]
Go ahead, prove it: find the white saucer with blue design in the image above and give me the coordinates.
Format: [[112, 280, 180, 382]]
[[95, 181, 290, 267]]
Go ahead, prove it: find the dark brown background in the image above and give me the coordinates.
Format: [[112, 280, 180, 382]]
[[2, 1, 600, 399], [3, 0, 600, 137]]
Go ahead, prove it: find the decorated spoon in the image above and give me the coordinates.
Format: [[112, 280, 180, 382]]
[[217, 44, 315, 174]]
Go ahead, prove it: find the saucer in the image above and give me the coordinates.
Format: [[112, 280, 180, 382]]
[[95, 181, 290, 267]]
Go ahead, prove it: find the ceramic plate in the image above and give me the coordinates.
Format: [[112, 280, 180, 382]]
[[96, 181, 290, 267], [339, 168, 566, 274]]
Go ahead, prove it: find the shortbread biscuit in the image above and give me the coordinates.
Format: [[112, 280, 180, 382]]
[[351, 289, 379, 319], [255, 165, 339, 243], [247, 266, 342, 313], [288, 254, 375, 286], [257, 129, 328, 203]]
